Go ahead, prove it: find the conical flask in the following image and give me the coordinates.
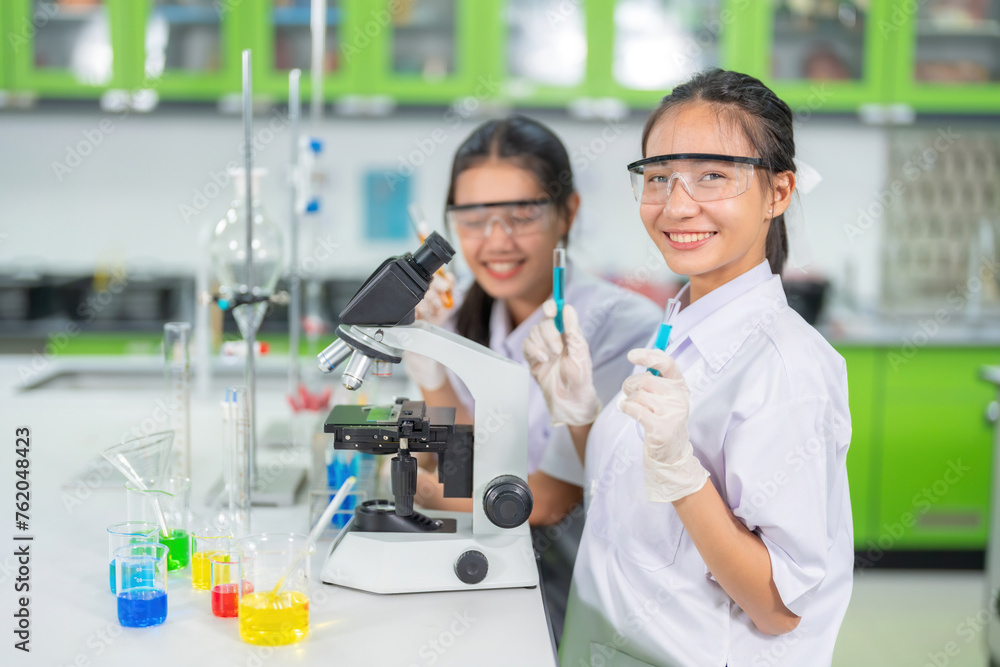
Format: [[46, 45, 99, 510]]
[[210, 168, 285, 339]]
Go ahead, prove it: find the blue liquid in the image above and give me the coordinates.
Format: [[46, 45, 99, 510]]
[[109, 559, 155, 594], [327, 453, 356, 528], [648, 323, 673, 377], [117, 588, 167, 627], [553, 266, 565, 333]]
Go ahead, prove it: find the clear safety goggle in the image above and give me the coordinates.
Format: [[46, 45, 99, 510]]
[[445, 198, 554, 239], [627, 153, 764, 204]]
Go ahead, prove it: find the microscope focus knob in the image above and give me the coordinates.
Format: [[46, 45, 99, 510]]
[[454, 550, 489, 585], [483, 475, 533, 529]]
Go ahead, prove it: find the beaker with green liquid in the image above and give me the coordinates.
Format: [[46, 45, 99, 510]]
[[126, 477, 192, 571]]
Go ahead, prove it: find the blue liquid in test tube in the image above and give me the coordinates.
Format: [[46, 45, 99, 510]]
[[648, 298, 681, 376], [553, 247, 566, 333]]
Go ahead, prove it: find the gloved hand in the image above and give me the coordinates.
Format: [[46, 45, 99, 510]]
[[414, 274, 454, 327], [620, 348, 709, 503], [522, 300, 601, 427], [403, 274, 455, 390]]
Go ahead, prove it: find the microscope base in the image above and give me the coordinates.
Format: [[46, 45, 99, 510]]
[[321, 512, 538, 594]]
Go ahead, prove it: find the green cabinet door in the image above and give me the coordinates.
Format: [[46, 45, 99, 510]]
[[878, 347, 999, 550], [249, 0, 365, 102], [887, 0, 1000, 113], [128, 0, 245, 101], [835, 346, 881, 550], [479, 0, 598, 108], [9, 0, 133, 98], [0, 2, 9, 91], [741, 0, 894, 112], [593, 0, 753, 110], [362, 0, 491, 105]]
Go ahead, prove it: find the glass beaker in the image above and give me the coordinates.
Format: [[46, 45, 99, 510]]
[[106, 521, 158, 594], [210, 550, 249, 618], [191, 531, 234, 590], [114, 543, 169, 628], [237, 533, 311, 645], [126, 477, 191, 571]]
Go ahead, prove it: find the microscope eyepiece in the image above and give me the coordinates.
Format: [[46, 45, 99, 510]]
[[410, 232, 454, 281]]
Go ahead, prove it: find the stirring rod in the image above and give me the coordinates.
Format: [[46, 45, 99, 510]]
[[270, 475, 356, 595], [553, 247, 566, 333], [648, 298, 681, 376], [408, 204, 454, 308]]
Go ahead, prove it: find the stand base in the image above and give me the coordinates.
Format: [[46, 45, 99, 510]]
[[321, 511, 538, 594]]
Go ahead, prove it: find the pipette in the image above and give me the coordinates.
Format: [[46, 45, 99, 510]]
[[648, 298, 681, 376], [553, 247, 566, 333], [408, 204, 454, 308]]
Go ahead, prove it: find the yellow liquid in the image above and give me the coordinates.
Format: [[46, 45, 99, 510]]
[[191, 551, 224, 590], [239, 591, 309, 645]]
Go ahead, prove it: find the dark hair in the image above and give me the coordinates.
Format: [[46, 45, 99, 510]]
[[641, 68, 796, 275], [447, 115, 576, 346]]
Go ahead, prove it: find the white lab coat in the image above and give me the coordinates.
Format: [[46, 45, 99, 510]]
[[560, 260, 854, 667]]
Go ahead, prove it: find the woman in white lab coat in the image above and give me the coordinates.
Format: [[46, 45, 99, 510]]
[[523, 70, 853, 666], [404, 115, 662, 643]]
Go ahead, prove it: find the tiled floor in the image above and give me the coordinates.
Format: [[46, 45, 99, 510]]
[[834, 570, 990, 666]]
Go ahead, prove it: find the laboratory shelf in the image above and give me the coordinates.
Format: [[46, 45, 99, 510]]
[[152, 5, 221, 25]]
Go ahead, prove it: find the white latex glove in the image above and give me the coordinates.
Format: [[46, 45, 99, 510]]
[[522, 300, 601, 427], [620, 348, 709, 503], [413, 273, 454, 327], [403, 274, 455, 391]]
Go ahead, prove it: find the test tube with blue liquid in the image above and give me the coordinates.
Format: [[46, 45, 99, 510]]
[[649, 298, 681, 376], [553, 247, 566, 333]]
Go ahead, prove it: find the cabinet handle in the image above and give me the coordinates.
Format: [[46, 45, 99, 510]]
[[987, 401, 1000, 425]]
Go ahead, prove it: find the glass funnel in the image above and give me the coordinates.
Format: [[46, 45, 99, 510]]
[[210, 168, 285, 339]]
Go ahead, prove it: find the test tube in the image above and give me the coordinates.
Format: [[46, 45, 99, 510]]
[[648, 298, 681, 377], [164, 323, 192, 480], [553, 247, 566, 333], [408, 204, 454, 308], [225, 387, 252, 537]]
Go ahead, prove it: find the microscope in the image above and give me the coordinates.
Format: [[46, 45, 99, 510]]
[[316, 232, 538, 594]]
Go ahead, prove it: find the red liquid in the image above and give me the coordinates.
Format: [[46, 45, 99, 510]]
[[212, 581, 253, 618]]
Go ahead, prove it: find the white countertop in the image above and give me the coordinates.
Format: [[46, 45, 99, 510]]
[[0, 356, 557, 666]]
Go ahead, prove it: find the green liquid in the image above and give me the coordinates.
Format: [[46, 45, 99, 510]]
[[160, 529, 191, 571]]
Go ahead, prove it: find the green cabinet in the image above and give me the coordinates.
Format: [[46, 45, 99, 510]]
[[741, 0, 895, 112], [887, 0, 1000, 113], [878, 347, 998, 550], [838, 345, 998, 552], [128, 1, 247, 101], [9, 0, 133, 98], [836, 346, 880, 549]]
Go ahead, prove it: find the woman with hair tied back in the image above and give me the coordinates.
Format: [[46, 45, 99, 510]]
[[403, 115, 662, 643], [523, 69, 853, 666]]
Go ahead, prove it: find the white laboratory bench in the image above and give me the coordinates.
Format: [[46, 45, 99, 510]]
[[0, 355, 557, 666]]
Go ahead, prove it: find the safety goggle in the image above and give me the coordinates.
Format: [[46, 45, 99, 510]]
[[445, 198, 554, 239], [627, 153, 764, 204]]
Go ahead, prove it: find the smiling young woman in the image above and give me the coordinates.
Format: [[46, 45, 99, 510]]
[[523, 71, 853, 666]]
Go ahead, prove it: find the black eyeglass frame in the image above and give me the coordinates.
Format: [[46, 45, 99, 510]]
[[626, 153, 765, 173]]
